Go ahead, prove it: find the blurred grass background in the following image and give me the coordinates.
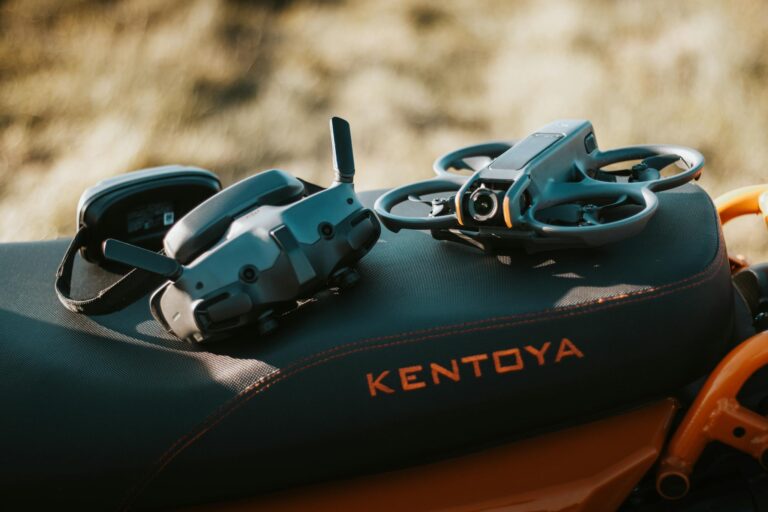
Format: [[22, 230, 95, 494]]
[[0, 0, 766, 259]]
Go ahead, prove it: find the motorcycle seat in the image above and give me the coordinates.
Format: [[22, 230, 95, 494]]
[[0, 185, 737, 510]]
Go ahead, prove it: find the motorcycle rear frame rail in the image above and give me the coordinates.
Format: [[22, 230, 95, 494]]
[[657, 184, 768, 499]]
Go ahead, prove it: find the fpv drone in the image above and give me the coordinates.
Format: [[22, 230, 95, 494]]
[[374, 119, 705, 252]]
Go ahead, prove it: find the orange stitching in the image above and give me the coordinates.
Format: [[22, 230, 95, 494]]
[[205, 237, 726, 382], [120, 223, 724, 510], [121, 233, 727, 509]]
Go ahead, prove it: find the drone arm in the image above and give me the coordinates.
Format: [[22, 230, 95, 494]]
[[525, 185, 658, 246], [592, 144, 704, 192], [374, 178, 461, 232]]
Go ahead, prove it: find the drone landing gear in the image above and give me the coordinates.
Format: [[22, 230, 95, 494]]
[[256, 310, 279, 336], [330, 267, 360, 289]]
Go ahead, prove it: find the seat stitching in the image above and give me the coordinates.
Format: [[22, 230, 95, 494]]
[[120, 237, 726, 510]]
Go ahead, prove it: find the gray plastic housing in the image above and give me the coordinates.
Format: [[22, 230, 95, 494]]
[[150, 176, 379, 343], [163, 170, 305, 264]]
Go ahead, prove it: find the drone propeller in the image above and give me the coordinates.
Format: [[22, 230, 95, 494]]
[[581, 195, 630, 225], [462, 156, 493, 172], [443, 155, 493, 174], [408, 194, 431, 205], [631, 154, 681, 181], [537, 194, 631, 226], [406, 193, 454, 217], [536, 203, 582, 225], [595, 154, 682, 183]]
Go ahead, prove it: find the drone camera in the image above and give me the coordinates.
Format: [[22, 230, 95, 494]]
[[468, 186, 500, 222]]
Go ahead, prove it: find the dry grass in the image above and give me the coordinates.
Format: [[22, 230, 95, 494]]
[[1, 0, 766, 259]]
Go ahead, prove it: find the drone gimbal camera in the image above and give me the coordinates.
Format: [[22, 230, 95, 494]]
[[104, 117, 380, 343], [374, 119, 704, 252]]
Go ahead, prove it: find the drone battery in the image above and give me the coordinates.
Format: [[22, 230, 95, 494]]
[[76, 165, 221, 264], [489, 132, 563, 171]]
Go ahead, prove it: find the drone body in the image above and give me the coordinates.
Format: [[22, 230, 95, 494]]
[[374, 119, 704, 252]]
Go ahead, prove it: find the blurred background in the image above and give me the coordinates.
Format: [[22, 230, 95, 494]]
[[1, 0, 766, 258]]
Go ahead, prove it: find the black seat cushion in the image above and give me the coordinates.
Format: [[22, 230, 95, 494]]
[[0, 185, 737, 510]]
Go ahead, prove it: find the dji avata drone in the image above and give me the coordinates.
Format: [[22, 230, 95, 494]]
[[374, 119, 704, 252]]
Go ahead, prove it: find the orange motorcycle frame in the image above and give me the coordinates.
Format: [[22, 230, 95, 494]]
[[191, 400, 677, 512], [656, 184, 768, 499]]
